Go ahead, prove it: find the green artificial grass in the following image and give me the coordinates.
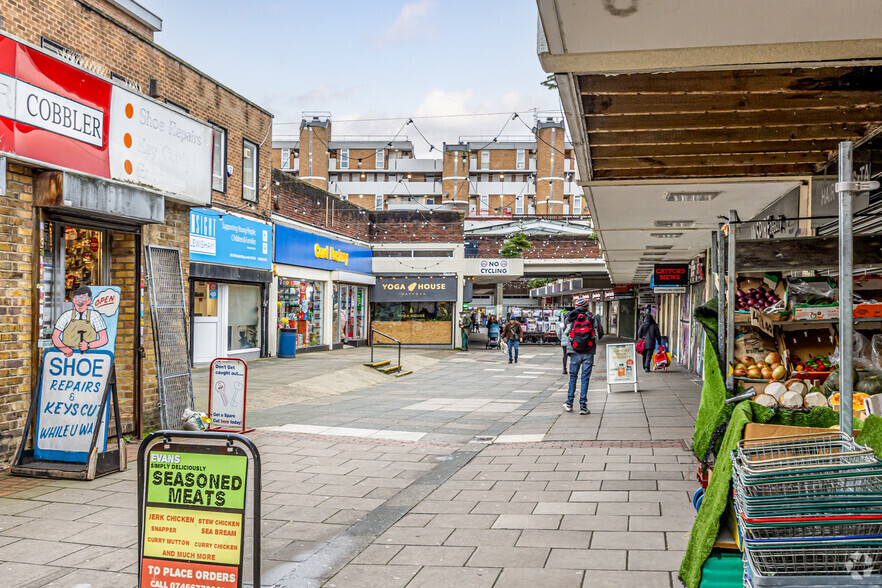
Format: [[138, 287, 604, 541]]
[[858, 414, 882, 455], [692, 333, 733, 463]]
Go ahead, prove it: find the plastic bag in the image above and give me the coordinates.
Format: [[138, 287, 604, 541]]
[[181, 408, 210, 431], [872, 335, 882, 371], [788, 278, 838, 305], [830, 331, 874, 369]]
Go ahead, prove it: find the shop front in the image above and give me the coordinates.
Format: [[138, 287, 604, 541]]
[[604, 290, 617, 335], [272, 224, 373, 352], [370, 275, 458, 346], [651, 263, 689, 361], [189, 208, 273, 364]]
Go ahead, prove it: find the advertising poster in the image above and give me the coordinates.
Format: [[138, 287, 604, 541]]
[[208, 359, 249, 432], [607, 342, 637, 388], [34, 285, 121, 462], [140, 444, 248, 588]]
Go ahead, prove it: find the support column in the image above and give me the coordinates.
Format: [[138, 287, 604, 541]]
[[495, 283, 504, 320]]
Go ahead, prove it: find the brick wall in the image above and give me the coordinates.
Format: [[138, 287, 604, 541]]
[[369, 211, 464, 243], [472, 235, 601, 259], [2, 0, 273, 220], [274, 170, 371, 241], [110, 231, 137, 433], [0, 165, 35, 463]]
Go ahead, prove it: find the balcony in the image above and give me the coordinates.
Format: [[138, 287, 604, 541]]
[[333, 180, 442, 196], [386, 159, 443, 173]]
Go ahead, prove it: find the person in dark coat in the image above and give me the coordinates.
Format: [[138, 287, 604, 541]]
[[637, 312, 662, 372]]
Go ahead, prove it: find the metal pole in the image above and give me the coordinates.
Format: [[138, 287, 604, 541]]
[[838, 141, 855, 436], [710, 232, 718, 299], [717, 227, 726, 377], [726, 211, 737, 391]]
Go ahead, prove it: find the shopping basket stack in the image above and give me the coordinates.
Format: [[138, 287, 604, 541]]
[[732, 432, 882, 587]]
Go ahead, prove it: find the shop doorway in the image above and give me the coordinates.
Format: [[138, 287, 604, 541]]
[[334, 284, 366, 345], [192, 280, 262, 363]]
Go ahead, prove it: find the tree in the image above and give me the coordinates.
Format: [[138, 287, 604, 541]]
[[500, 233, 533, 258], [541, 74, 557, 90]]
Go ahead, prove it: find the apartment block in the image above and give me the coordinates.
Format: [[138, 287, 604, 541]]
[[273, 114, 584, 217]]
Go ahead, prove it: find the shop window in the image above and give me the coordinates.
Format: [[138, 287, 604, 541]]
[[228, 284, 260, 351], [211, 125, 227, 192], [334, 284, 366, 342], [242, 139, 258, 202], [40, 223, 108, 345], [372, 302, 452, 322]]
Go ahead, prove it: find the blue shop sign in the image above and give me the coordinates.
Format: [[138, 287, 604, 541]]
[[275, 225, 372, 274], [189, 208, 272, 270]]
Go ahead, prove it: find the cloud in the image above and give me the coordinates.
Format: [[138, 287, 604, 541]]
[[294, 84, 367, 105], [375, 0, 436, 49]]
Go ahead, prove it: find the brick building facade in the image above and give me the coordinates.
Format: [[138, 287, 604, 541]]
[[0, 0, 272, 467]]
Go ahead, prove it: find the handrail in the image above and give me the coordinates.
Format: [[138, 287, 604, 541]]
[[370, 328, 402, 373]]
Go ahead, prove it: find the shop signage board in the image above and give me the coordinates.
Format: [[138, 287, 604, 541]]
[[274, 225, 372, 274], [140, 442, 249, 588], [371, 275, 458, 302], [34, 285, 121, 462], [13, 285, 127, 479], [189, 208, 272, 270], [606, 342, 638, 394], [0, 33, 213, 206], [651, 264, 689, 289], [653, 286, 686, 294], [208, 358, 253, 433]]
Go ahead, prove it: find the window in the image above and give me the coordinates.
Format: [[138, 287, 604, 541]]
[[563, 204, 570, 215], [515, 194, 524, 215], [340, 149, 349, 169], [480, 194, 489, 212], [376, 148, 384, 169], [374, 194, 384, 210], [372, 302, 452, 322], [574, 194, 583, 214], [242, 139, 258, 202], [517, 149, 526, 170], [281, 148, 291, 170], [211, 125, 227, 192], [481, 150, 489, 170]]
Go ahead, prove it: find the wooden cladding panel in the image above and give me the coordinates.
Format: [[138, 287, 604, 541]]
[[579, 66, 882, 179]]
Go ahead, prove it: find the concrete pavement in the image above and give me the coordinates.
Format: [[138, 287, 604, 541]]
[[0, 337, 701, 587]]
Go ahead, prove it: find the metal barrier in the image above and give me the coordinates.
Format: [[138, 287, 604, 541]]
[[370, 328, 401, 373]]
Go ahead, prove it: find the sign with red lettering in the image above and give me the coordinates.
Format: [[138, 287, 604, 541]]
[[140, 444, 248, 588], [651, 264, 689, 288]]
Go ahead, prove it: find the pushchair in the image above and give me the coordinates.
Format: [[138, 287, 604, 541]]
[[653, 344, 670, 371], [486, 323, 501, 349]]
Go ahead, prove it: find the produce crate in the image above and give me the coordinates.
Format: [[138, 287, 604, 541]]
[[792, 305, 839, 321], [777, 326, 836, 374], [854, 303, 882, 318]]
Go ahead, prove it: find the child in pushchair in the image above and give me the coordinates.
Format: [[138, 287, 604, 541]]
[[486, 321, 501, 349], [653, 344, 670, 371]]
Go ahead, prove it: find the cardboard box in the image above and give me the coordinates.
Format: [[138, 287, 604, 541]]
[[735, 274, 787, 311], [778, 326, 837, 372], [743, 423, 835, 440], [792, 305, 839, 321], [854, 303, 882, 318]]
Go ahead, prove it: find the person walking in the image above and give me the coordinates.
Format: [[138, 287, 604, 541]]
[[470, 312, 478, 333], [555, 314, 570, 375], [563, 296, 602, 415], [502, 317, 523, 363], [459, 312, 472, 351], [636, 311, 662, 372]]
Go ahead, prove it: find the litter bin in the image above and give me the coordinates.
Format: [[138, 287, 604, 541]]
[[278, 328, 297, 358]]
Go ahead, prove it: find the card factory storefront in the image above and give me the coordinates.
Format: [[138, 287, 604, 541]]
[[370, 275, 458, 346], [189, 208, 273, 364], [271, 224, 374, 352]]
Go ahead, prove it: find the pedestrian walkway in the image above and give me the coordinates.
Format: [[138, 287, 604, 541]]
[[0, 338, 701, 587]]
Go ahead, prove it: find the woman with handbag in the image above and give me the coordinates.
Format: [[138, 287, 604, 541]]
[[636, 312, 661, 373]]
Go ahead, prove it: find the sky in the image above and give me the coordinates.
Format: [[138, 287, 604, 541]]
[[143, 0, 561, 156]]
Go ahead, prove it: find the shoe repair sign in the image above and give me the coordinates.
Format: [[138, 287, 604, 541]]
[[33, 285, 121, 462], [140, 443, 248, 588], [208, 359, 251, 432]]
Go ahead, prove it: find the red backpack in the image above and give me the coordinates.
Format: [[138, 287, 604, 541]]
[[570, 313, 596, 353]]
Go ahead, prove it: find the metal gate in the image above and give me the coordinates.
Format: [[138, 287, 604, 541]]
[[145, 246, 194, 429]]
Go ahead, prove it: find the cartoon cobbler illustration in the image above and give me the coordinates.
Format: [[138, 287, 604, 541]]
[[51, 286, 109, 357]]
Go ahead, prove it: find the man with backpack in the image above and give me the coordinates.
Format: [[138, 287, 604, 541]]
[[563, 296, 604, 415]]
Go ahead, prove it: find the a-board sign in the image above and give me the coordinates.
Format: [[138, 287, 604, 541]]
[[140, 443, 248, 588], [34, 285, 121, 462], [208, 359, 252, 433], [607, 342, 638, 393]]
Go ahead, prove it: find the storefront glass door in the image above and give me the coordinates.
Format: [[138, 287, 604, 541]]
[[192, 280, 221, 364], [228, 284, 260, 352]]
